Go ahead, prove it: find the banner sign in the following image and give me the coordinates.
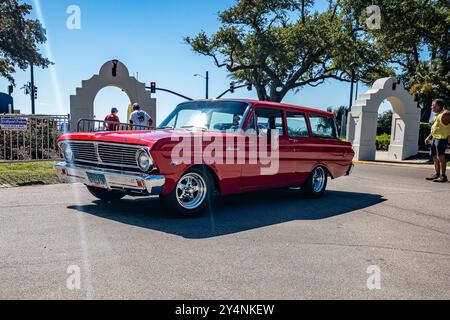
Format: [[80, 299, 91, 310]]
[[0, 118, 28, 132]]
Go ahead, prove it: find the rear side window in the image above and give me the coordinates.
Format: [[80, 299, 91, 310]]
[[286, 112, 309, 137], [309, 114, 337, 139]]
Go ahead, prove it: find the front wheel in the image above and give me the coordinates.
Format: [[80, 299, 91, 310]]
[[302, 166, 328, 199], [160, 168, 213, 217], [86, 186, 125, 202]]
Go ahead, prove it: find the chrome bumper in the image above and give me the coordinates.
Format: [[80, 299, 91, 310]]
[[54, 162, 165, 195]]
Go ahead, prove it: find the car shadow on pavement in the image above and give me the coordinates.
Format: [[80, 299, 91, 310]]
[[68, 189, 386, 239]]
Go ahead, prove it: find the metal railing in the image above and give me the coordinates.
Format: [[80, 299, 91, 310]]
[[0, 114, 70, 162], [77, 119, 154, 133]]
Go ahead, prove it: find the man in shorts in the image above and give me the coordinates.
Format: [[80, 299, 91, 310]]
[[425, 99, 450, 183]]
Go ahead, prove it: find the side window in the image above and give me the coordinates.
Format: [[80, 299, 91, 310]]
[[286, 112, 309, 137], [210, 112, 242, 132], [309, 114, 337, 139], [254, 108, 285, 136]]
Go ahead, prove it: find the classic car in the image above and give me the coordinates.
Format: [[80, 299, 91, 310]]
[[55, 99, 355, 216]]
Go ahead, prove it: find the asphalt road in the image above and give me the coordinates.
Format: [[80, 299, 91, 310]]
[[0, 164, 449, 300]]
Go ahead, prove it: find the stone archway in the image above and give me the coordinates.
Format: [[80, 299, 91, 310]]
[[70, 60, 156, 131], [347, 77, 421, 161]]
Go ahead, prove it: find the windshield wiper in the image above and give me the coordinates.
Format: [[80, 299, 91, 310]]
[[180, 126, 208, 132]]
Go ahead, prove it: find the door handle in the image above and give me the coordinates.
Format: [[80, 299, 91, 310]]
[[289, 138, 299, 143], [226, 147, 241, 151]]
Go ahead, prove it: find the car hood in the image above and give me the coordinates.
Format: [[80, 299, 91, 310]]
[[58, 129, 174, 148]]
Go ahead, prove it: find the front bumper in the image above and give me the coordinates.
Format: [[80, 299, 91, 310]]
[[54, 162, 165, 195]]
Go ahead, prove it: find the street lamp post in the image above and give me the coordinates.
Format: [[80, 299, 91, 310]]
[[194, 71, 209, 99], [341, 64, 357, 138]]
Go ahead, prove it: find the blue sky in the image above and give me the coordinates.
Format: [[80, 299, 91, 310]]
[[1, 0, 390, 123]]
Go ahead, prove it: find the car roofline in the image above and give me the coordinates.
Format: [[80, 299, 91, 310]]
[[183, 99, 334, 117]]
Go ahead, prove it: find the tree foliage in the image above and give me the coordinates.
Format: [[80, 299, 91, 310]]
[[186, 0, 449, 117], [377, 110, 393, 135], [352, 0, 450, 121], [185, 0, 393, 102], [0, 0, 51, 85]]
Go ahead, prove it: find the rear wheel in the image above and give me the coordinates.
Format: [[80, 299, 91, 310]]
[[86, 186, 125, 202], [302, 166, 328, 199], [161, 168, 213, 217]]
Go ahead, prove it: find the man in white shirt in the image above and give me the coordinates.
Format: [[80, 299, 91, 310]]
[[129, 103, 153, 129]]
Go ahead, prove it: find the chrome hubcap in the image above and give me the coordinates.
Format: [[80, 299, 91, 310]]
[[312, 167, 326, 193], [176, 173, 207, 210]]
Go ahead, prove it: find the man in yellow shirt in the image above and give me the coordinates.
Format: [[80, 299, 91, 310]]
[[425, 99, 450, 183]]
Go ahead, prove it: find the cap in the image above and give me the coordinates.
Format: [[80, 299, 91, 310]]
[[111, 107, 119, 113]]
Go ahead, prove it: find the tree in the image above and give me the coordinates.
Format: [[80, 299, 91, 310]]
[[185, 0, 392, 102], [0, 0, 51, 85], [377, 110, 393, 135], [351, 0, 450, 121]]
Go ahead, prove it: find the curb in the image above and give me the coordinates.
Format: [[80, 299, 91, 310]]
[[353, 160, 435, 169]]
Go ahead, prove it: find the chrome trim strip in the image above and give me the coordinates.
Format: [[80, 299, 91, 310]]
[[54, 162, 165, 195]]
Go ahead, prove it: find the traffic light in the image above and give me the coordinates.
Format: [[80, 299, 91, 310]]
[[150, 82, 157, 94], [230, 82, 235, 94], [8, 85, 13, 96], [34, 86, 38, 100], [247, 83, 252, 91]]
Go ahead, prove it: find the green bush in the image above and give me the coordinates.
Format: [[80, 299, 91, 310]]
[[376, 134, 391, 151]]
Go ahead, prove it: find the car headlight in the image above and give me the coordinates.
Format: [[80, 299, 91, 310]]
[[61, 143, 74, 162], [136, 149, 153, 172]]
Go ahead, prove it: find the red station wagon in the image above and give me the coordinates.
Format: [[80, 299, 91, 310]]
[[55, 100, 355, 216]]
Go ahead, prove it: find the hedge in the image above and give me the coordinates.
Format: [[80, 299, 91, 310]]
[[376, 134, 391, 151]]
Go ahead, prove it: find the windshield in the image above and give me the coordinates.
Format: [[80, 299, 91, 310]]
[[159, 101, 249, 132]]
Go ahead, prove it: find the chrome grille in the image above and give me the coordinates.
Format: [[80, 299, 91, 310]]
[[98, 144, 141, 167], [68, 141, 144, 169], [70, 142, 97, 163]]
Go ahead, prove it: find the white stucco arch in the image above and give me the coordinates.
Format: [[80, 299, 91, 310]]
[[347, 77, 421, 161], [70, 60, 156, 131]]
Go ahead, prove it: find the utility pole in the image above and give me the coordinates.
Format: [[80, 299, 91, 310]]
[[206, 71, 209, 99], [30, 63, 36, 115]]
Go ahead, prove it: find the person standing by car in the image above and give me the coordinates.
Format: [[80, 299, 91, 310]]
[[104, 107, 120, 131], [425, 99, 450, 183], [129, 103, 153, 130]]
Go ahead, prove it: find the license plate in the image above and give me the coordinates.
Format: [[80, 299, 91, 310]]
[[86, 172, 108, 188]]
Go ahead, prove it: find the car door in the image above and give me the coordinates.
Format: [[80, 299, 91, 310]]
[[285, 111, 315, 185], [240, 106, 294, 191]]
